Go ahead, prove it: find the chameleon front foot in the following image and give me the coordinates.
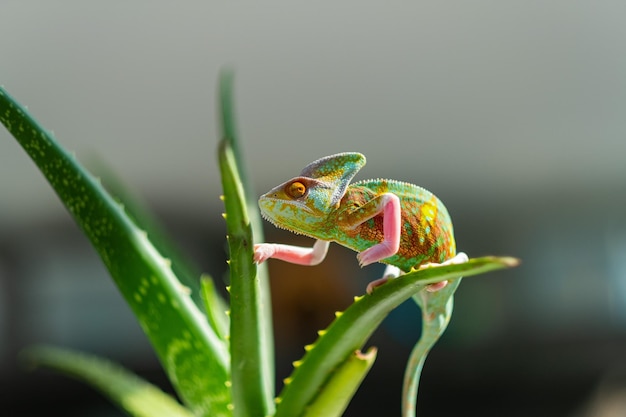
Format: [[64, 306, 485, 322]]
[[253, 243, 276, 264], [357, 241, 399, 267], [355, 193, 402, 267], [253, 240, 330, 266]]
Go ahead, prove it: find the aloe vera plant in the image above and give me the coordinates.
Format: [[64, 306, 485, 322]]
[[0, 73, 518, 417]]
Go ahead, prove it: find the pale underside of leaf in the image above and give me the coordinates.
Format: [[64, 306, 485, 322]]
[[22, 346, 195, 417]]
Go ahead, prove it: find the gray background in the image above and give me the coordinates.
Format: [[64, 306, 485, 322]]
[[2, 2, 626, 416]]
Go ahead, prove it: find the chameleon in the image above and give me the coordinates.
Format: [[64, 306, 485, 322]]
[[253, 152, 468, 417], [253, 152, 467, 292]]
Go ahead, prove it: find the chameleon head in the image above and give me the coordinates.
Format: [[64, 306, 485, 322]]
[[258, 152, 366, 238], [258, 176, 336, 237]]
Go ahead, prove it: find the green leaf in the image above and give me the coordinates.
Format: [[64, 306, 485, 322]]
[[0, 86, 231, 417], [219, 69, 275, 374], [22, 346, 194, 417], [218, 70, 275, 416], [219, 141, 274, 417], [201, 274, 230, 342], [87, 155, 206, 310], [302, 348, 377, 417], [274, 256, 519, 417]]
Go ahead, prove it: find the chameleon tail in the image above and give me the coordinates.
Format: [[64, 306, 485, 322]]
[[402, 280, 461, 417]]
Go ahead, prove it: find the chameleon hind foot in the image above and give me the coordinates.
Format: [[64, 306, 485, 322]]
[[366, 264, 402, 294], [366, 253, 468, 295], [419, 252, 469, 292]]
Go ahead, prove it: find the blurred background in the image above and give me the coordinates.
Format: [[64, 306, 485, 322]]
[[1, 2, 626, 416]]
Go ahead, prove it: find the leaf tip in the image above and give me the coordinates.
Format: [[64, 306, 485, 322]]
[[500, 256, 521, 267]]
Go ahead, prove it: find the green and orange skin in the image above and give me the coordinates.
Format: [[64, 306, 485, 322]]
[[253, 152, 466, 292]]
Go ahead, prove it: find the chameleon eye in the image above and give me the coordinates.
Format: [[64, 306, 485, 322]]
[[287, 181, 307, 198]]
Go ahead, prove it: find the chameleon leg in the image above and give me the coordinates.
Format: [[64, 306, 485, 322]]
[[366, 253, 468, 294], [356, 193, 402, 267], [366, 265, 402, 294], [253, 239, 330, 266]]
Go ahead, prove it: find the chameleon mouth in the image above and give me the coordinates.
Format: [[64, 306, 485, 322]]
[[258, 210, 312, 237], [259, 209, 280, 227], [258, 198, 319, 239], [258, 197, 315, 215]]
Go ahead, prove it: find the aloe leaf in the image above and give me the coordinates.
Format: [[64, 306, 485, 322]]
[[219, 141, 274, 416], [201, 274, 230, 342], [218, 70, 274, 376], [218, 70, 275, 416], [274, 256, 519, 417], [0, 86, 231, 417], [301, 348, 377, 417], [22, 346, 194, 417], [88, 156, 205, 310]]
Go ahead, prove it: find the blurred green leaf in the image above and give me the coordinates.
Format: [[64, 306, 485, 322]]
[[87, 155, 206, 310], [22, 346, 194, 417], [0, 86, 231, 417], [201, 274, 230, 342]]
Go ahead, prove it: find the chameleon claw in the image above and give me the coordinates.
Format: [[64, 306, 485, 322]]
[[253, 243, 275, 264], [357, 240, 398, 267], [366, 277, 390, 294], [426, 281, 448, 292], [366, 265, 402, 294], [356, 252, 368, 268], [367, 276, 449, 294]]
